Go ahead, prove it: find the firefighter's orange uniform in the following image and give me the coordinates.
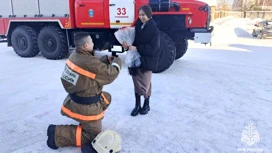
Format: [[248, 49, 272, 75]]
[[54, 48, 122, 147]]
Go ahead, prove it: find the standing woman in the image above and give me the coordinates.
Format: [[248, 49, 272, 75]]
[[123, 5, 160, 116]]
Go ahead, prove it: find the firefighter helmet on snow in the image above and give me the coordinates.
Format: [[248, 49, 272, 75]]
[[92, 130, 122, 153]]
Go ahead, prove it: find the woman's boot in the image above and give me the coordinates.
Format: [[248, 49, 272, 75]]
[[140, 97, 150, 115], [131, 93, 141, 116]]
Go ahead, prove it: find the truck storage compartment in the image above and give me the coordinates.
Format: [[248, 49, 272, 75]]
[[0, 0, 13, 17], [39, 0, 69, 17], [12, 0, 39, 17]]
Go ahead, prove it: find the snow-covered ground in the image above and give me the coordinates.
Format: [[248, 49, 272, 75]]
[[0, 17, 272, 153]]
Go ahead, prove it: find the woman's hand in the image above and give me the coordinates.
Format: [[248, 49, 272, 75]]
[[129, 46, 137, 51], [122, 41, 129, 49]]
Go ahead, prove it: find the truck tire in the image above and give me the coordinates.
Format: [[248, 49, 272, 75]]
[[153, 31, 176, 73], [11, 26, 39, 57], [175, 39, 188, 60], [38, 26, 68, 59]]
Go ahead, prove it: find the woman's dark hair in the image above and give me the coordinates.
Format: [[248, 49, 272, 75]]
[[139, 5, 153, 19]]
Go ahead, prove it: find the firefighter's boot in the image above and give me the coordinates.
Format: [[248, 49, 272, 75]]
[[47, 124, 58, 150], [81, 145, 97, 153]]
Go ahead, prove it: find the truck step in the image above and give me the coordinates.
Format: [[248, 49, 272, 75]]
[[0, 36, 7, 43]]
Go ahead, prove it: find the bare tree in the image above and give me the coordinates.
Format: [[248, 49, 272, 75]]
[[232, 0, 243, 11], [252, 0, 272, 11], [217, 0, 232, 10]]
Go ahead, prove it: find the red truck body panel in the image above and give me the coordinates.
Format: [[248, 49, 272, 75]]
[[70, 0, 209, 29], [69, 0, 76, 29], [0, 19, 5, 35], [2, 18, 70, 35], [74, 0, 109, 28]]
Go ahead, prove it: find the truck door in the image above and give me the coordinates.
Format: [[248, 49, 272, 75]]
[[109, 0, 135, 28], [75, 0, 105, 28]]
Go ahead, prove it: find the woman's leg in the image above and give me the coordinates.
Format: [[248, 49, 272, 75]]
[[140, 71, 152, 115], [131, 70, 152, 115], [131, 69, 144, 116]]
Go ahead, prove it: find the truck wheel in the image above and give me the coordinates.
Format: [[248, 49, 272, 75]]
[[11, 26, 39, 57], [175, 39, 188, 60], [153, 32, 176, 73], [38, 26, 68, 59]]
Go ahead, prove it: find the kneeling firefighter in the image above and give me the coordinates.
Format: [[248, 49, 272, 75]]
[[46, 32, 122, 150]]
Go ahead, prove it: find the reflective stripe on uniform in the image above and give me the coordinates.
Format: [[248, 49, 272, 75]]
[[66, 59, 96, 79], [76, 126, 82, 147], [101, 93, 110, 105], [61, 106, 105, 121], [111, 62, 120, 71]]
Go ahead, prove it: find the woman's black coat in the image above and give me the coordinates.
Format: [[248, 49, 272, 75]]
[[133, 18, 160, 71]]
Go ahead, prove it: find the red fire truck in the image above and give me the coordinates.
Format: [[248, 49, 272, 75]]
[[0, 0, 213, 73]]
